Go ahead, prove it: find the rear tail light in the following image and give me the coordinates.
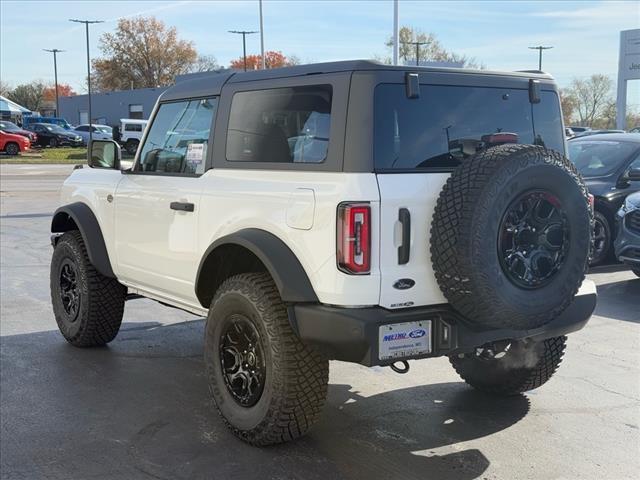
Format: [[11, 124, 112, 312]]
[[337, 202, 371, 274]]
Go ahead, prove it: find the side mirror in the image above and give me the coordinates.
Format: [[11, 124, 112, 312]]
[[628, 168, 640, 181], [88, 139, 121, 169]]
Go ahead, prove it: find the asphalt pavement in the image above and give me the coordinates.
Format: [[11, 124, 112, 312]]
[[1, 164, 639, 480]]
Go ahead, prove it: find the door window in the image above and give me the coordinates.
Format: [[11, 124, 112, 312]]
[[226, 85, 332, 164], [136, 97, 218, 175]]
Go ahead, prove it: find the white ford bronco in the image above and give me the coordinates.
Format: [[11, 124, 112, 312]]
[[50, 61, 596, 446]]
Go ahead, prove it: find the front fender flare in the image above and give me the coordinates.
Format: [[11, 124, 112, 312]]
[[51, 202, 115, 278], [196, 229, 318, 306]]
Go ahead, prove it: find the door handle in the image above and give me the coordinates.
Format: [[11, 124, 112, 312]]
[[170, 201, 195, 212], [398, 208, 410, 264]]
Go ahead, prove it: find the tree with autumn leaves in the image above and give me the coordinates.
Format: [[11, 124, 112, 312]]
[[91, 16, 220, 91], [3, 81, 75, 112], [229, 51, 299, 70]]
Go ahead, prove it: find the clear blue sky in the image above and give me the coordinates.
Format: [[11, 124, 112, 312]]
[[1, 0, 638, 108]]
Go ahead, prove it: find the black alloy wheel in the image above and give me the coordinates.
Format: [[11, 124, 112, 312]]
[[498, 190, 569, 289], [59, 260, 80, 319], [219, 314, 267, 407], [590, 212, 611, 265]]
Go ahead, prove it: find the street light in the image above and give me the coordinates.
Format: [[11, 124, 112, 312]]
[[259, 0, 265, 70], [528, 45, 553, 71], [229, 30, 258, 71], [401, 40, 429, 66], [43, 49, 65, 117], [69, 19, 104, 142]]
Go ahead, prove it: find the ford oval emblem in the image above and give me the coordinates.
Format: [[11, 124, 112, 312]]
[[409, 329, 426, 338], [393, 278, 415, 290]]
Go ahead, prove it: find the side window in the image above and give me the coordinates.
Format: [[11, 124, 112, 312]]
[[76, 125, 88, 132], [226, 85, 332, 164], [125, 124, 142, 132], [137, 97, 217, 175]]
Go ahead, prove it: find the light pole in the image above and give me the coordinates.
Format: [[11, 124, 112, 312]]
[[69, 19, 104, 142], [43, 49, 64, 117], [528, 45, 553, 71], [392, 0, 399, 65], [229, 30, 258, 71], [402, 41, 429, 66], [259, 0, 265, 69]]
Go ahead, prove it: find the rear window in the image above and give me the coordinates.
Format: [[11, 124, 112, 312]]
[[226, 85, 332, 164], [374, 84, 564, 171]]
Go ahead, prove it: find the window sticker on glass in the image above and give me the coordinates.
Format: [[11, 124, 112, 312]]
[[186, 143, 206, 174]]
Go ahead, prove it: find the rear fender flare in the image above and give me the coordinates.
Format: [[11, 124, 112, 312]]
[[195, 229, 318, 307]]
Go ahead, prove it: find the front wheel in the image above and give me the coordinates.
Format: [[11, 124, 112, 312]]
[[204, 272, 329, 446], [4, 142, 19, 156], [449, 336, 567, 396], [50, 231, 126, 346], [49, 137, 58, 148], [590, 211, 611, 266]]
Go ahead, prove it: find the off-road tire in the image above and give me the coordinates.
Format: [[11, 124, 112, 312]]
[[50, 231, 126, 347], [590, 211, 611, 266], [4, 142, 19, 156], [450, 336, 567, 396], [124, 140, 139, 156], [204, 272, 328, 446], [431, 144, 592, 330]]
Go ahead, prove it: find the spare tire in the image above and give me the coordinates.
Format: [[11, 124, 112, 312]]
[[430, 144, 592, 330]]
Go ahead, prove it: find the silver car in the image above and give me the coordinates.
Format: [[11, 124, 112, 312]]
[[72, 124, 112, 145]]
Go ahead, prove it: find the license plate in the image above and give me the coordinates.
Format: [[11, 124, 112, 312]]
[[378, 320, 432, 361]]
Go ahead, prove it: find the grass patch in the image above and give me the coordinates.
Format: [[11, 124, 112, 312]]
[[1, 147, 134, 164]]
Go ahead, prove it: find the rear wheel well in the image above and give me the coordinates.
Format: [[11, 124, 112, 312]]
[[196, 244, 267, 308]]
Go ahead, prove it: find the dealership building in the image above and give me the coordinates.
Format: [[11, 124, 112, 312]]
[[58, 70, 227, 127]]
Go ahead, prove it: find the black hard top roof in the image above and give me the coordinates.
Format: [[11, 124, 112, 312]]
[[160, 59, 554, 101]]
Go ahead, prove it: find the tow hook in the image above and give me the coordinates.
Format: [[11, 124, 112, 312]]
[[390, 360, 410, 374]]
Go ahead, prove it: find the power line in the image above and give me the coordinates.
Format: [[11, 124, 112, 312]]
[[229, 30, 258, 71], [69, 19, 104, 142], [43, 49, 65, 117], [528, 45, 553, 71]]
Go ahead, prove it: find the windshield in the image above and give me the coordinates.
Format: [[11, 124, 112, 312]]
[[44, 125, 67, 133], [568, 140, 638, 177], [374, 84, 564, 171], [0, 121, 20, 131], [97, 126, 112, 134]]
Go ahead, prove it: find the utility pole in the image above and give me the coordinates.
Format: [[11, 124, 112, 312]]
[[43, 49, 65, 117], [392, 0, 399, 65], [402, 41, 429, 66], [259, 0, 265, 69], [528, 45, 553, 71], [69, 19, 104, 142], [229, 30, 258, 71]]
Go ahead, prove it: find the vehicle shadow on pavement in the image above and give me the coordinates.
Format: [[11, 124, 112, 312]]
[[1, 320, 529, 480], [593, 278, 640, 323]]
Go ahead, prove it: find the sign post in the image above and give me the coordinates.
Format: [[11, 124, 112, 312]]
[[617, 29, 640, 130]]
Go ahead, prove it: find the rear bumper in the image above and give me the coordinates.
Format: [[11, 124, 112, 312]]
[[289, 281, 597, 367]]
